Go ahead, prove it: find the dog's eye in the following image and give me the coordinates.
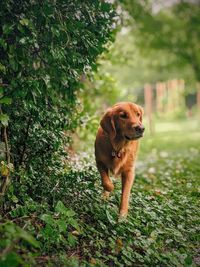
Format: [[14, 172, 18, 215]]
[[136, 112, 140, 117], [119, 112, 128, 119]]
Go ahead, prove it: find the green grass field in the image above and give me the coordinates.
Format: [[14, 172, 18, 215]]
[[140, 118, 200, 154]]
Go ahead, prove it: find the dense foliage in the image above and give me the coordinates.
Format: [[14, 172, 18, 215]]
[[104, 30, 196, 91], [0, 0, 116, 197], [75, 66, 122, 151], [121, 0, 200, 81], [0, 0, 116, 263]]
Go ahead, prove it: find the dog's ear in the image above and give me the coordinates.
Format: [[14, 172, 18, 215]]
[[100, 108, 116, 140], [138, 105, 144, 123]]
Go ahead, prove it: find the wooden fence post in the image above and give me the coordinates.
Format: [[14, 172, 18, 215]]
[[167, 79, 181, 113], [156, 82, 166, 113], [197, 82, 200, 114], [156, 82, 162, 113], [144, 83, 154, 134]]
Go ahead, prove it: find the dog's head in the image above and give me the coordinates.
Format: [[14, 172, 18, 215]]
[[100, 102, 145, 141]]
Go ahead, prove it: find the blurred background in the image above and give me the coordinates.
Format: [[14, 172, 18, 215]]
[[73, 0, 200, 153]]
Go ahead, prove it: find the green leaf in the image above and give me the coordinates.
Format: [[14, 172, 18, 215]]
[[41, 224, 55, 239], [40, 214, 54, 226], [3, 24, 14, 35], [19, 18, 29, 26], [0, 38, 7, 50], [0, 114, 9, 126], [68, 233, 77, 247], [0, 252, 22, 267], [3, 222, 39, 248], [65, 209, 76, 217], [9, 58, 18, 71], [106, 210, 116, 225], [4, 223, 16, 234], [16, 226, 40, 248], [55, 200, 66, 213], [57, 219, 66, 232], [101, 2, 111, 12], [55, 201, 75, 217], [68, 218, 80, 231], [0, 87, 3, 95], [184, 255, 193, 266], [0, 63, 6, 73], [0, 97, 12, 105], [11, 195, 19, 203]]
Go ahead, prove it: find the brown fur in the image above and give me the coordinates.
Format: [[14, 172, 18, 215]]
[[95, 102, 144, 218]]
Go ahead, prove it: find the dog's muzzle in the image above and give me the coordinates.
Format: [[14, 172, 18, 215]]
[[134, 125, 145, 135], [125, 125, 145, 140]]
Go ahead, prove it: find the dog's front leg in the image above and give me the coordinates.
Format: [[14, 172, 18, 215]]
[[97, 162, 114, 194], [119, 169, 135, 218]]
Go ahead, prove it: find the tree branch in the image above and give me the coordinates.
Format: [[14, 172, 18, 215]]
[[0, 106, 11, 198]]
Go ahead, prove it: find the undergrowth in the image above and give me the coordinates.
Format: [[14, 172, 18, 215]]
[[0, 134, 200, 266]]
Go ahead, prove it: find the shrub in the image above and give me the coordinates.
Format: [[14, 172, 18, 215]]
[[0, 0, 116, 200]]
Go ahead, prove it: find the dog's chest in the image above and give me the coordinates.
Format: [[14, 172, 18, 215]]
[[110, 150, 133, 176]]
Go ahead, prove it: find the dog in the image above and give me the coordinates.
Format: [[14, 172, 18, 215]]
[[95, 102, 145, 219]]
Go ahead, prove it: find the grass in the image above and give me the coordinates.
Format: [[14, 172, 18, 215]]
[[140, 117, 200, 155]]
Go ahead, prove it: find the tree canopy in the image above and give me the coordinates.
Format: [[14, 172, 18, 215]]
[[121, 0, 200, 81]]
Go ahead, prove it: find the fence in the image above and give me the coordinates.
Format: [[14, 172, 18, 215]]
[[144, 79, 200, 134]]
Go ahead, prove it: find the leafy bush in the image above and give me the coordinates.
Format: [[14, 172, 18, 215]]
[[0, 1, 117, 264], [0, 0, 116, 201], [75, 66, 123, 151]]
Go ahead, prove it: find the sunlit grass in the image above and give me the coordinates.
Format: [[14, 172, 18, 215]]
[[140, 118, 200, 156]]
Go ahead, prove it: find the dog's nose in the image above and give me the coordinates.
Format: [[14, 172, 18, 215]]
[[134, 125, 145, 133]]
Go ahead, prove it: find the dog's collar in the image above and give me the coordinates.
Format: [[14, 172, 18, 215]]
[[105, 133, 124, 158], [112, 148, 125, 158]]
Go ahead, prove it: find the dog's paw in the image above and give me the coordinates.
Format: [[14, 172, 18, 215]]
[[103, 181, 114, 192], [102, 191, 110, 201]]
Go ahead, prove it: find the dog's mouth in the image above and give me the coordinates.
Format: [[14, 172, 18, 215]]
[[125, 134, 143, 141]]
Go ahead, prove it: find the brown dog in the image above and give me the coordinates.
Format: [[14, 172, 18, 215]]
[[95, 102, 144, 218]]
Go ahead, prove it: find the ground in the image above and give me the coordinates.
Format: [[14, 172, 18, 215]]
[[67, 118, 200, 266], [0, 118, 199, 266]]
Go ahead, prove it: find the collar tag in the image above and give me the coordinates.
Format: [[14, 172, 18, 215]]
[[112, 151, 121, 158], [112, 151, 116, 157], [117, 152, 121, 158]]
